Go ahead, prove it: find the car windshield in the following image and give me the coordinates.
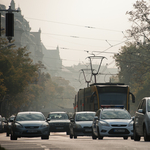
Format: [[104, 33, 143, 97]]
[[15, 113, 45, 121], [101, 110, 131, 119], [48, 113, 69, 120], [76, 112, 95, 121]]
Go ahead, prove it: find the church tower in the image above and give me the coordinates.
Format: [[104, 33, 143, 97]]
[[10, 0, 15, 10]]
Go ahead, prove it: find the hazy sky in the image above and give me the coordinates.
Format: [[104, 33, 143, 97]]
[[1, 0, 138, 67]]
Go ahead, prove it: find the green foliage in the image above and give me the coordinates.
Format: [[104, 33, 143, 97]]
[[114, 0, 150, 112]]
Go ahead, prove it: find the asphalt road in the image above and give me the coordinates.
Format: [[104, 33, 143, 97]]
[[0, 132, 150, 150]]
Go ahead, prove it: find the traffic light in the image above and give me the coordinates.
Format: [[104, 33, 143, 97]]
[[6, 13, 14, 37]]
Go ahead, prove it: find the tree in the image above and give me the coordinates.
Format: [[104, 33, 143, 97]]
[[0, 34, 41, 116], [114, 0, 150, 110]]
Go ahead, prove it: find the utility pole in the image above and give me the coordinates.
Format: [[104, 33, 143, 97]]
[[0, 6, 19, 42]]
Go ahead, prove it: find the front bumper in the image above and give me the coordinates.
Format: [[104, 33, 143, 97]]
[[13, 127, 49, 137], [73, 127, 92, 136], [99, 126, 133, 137], [49, 123, 69, 132]]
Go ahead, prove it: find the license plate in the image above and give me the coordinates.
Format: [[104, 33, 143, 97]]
[[85, 129, 92, 132], [114, 129, 125, 132], [27, 130, 37, 133]]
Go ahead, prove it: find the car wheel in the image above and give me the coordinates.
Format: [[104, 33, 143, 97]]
[[70, 134, 73, 139], [6, 132, 9, 137], [10, 133, 17, 140], [66, 131, 70, 135], [74, 133, 77, 139], [131, 136, 134, 140], [92, 132, 97, 140], [143, 126, 150, 141], [123, 136, 128, 140], [97, 127, 103, 140], [41, 136, 49, 140], [133, 127, 141, 141]]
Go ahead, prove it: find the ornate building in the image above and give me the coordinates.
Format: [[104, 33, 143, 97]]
[[0, 0, 62, 71]]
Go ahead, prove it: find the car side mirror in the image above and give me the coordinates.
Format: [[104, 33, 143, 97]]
[[94, 116, 98, 121], [46, 118, 50, 121], [70, 119, 74, 122], [137, 109, 144, 113], [131, 116, 135, 121]]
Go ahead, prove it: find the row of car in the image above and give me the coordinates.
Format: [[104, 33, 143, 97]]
[[1, 96, 150, 141], [4, 108, 133, 141]]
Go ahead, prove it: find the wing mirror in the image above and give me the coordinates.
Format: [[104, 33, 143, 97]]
[[46, 118, 51, 121], [94, 116, 98, 121]]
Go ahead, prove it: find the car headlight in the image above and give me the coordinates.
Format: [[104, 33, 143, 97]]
[[74, 124, 82, 128], [100, 121, 110, 127], [40, 123, 49, 128], [15, 123, 23, 128], [128, 121, 133, 127]]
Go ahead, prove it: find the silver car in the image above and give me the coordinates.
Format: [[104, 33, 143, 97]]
[[134, 97, 150, 141], [69, 111, 96, 139], [10, 111, 50, 140], [92, 108, 133, 140]]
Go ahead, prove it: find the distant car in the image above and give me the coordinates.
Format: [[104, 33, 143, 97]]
[[134, 97, 150, 141], [0, 115, 4, 133], [69, 111, 96, 139], [2, 117, 7, 132], [92, 108, 133, 140], [47, 112, 70, 135], [10, 111, 50, 140], [6, 115, 15, 136]]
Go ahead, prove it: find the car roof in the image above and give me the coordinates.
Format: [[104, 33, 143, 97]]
[[101, 108, 128, 112], [48, 111, 67, 114], [17, 111, 43, 115]]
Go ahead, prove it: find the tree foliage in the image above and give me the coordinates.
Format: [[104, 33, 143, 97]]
[[114, 0, 150, 110]]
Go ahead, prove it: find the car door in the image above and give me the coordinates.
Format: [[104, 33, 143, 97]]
[[135, 99, 146, 135], [135, 100, 143, 135], [139, 99, 146, 135]]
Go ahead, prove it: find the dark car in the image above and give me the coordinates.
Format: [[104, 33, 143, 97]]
[[6, 115, 15, 136], [10, 111, 50, 140], [0, 115, 4, 133], [2, 117, 7, 132], [134, 97, 150, 141], [69, 111, 96, 139], [47, 112, 70, 135]]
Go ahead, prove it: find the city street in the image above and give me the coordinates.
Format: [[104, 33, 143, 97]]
[[0, 132, 150, 150]]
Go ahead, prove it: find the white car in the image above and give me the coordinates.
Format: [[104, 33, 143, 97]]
[[69, 111, 95, 139], [92, 108, 133, 140]]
